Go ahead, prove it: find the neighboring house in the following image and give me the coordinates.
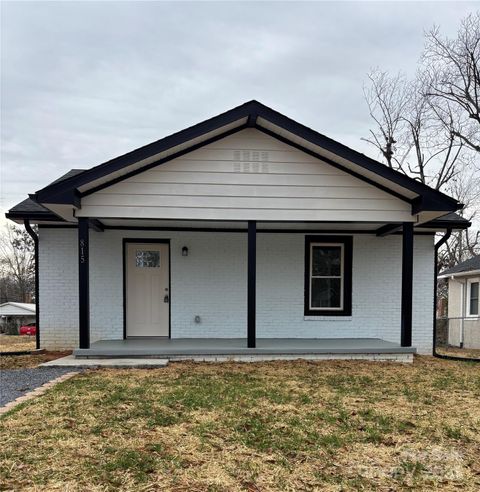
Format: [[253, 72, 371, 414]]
[[6, 101, 470, 360], [0, 302, 36, 334], [438, 256, 480, 349]]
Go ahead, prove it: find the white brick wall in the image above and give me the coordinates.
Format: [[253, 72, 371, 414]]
[[256, 233, 434, 353], [38, 229, 434, 354], [38, 229, 79, 349]]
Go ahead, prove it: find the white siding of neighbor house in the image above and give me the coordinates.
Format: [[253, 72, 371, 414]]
[[447, 278, 480, 348], [447, 279, 463, 318], [38, 228, 434, 353], [77, 129, 413, 223]]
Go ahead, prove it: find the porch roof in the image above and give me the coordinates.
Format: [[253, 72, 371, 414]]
[[7, 200, 470, 234]]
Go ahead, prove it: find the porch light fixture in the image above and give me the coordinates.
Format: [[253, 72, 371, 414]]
[[182, 246, 189, 257]]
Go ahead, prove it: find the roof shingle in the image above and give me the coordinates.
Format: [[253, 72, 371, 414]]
[[440, 255, 480, 277]]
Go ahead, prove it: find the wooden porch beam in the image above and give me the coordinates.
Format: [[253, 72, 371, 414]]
[[401, 222, 414, 347], [78, 217, 90, 349], [376, 223, 403, 237], [247, 220, 256, 348], [88, 218, 105, 232]]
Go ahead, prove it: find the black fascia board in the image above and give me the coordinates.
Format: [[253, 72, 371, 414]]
[[32, 100, 460, 213], [34, 186, 91, 208], [421, 219, 471, 230], [5, 211, 64, 222], [411, 195, 460, 215]]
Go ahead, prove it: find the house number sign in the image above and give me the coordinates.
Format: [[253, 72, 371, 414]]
[[79, 238, 88, 264]]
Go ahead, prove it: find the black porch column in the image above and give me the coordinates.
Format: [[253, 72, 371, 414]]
[[247, 220, 256, 348], [78, 217, 90, 349], [401, 222, 414, 347]]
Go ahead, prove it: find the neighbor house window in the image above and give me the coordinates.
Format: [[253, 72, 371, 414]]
[[304, 236, 352, 316], [467, 279, 479, 316]]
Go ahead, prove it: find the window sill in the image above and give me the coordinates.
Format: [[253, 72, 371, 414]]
[[304, 316, 353, 321]]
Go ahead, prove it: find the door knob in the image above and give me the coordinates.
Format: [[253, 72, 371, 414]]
[[164, 295, 169, 303]]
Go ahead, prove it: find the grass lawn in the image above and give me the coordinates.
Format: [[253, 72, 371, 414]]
[[1, 358, 479, 491], [0, 334, 36, 353]]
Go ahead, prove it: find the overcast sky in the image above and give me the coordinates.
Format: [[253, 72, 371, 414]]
[[1, 1, 477, 218]]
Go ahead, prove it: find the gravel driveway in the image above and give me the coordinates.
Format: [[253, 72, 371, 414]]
[[0, 367, 79, 407]]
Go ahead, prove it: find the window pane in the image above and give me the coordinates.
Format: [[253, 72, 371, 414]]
[[470, 282, 479, 315], [311, 278, 341, 308], [312, 246, 342, 276], [136, 250, 160, 268]]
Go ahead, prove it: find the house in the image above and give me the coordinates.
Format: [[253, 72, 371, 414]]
[[438, 256, 480, 349], [6, 101, 470, 361], [0, 302, 36, 334]]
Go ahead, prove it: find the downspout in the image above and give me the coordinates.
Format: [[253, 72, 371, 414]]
[[433, 228, 452, 358], [24, 220, 40, 350], [460, 278, 467, 349]]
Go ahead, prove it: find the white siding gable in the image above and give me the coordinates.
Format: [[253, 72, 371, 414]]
[[78, 129, 413, 222]]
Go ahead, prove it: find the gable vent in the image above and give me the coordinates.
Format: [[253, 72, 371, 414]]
[[233, 150, 269, 173]]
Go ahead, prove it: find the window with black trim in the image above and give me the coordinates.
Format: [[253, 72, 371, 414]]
[[304, 236, 352, 316]]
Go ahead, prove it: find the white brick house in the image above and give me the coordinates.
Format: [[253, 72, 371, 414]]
[[7, 101, 470, 359]]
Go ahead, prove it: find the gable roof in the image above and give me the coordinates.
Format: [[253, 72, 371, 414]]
[[49, 168, 86, 185], [6, 198, 61, 222], [439, 255, 480, 278], [29, 100, 460, 214]]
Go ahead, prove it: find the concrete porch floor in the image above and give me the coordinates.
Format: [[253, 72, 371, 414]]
[[73, 338, 416, 359]]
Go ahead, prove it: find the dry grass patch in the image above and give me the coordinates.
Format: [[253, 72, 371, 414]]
[[0, 350, 71, 369], [1, 357, 479, 491], [0, 335, 36, 353], [436, 346, 480, 360]]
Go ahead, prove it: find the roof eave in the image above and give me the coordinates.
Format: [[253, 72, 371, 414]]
[[420, 220, 471, 230], [438, 269, 480, 279]]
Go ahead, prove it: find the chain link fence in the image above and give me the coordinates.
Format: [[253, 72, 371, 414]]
[[435, 317, 480, 360]]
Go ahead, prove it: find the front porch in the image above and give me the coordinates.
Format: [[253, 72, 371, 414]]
[[74, 337, 416, 362], [71, 219, 419, 354]]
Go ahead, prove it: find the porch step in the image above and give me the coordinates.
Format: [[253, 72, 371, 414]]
[[41, 355, 169, 368]]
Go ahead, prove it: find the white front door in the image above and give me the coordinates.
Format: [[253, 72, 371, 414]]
[[126, 242, 170, 337]]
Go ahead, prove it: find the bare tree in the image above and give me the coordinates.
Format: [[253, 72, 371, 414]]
[[0, 224, 36, 303], [423, 12, 480, 154], [363, 70, 409, 168], [363, 13, 480, 270], [438, 163, 480, 271], [363, 69, 465, 191]]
